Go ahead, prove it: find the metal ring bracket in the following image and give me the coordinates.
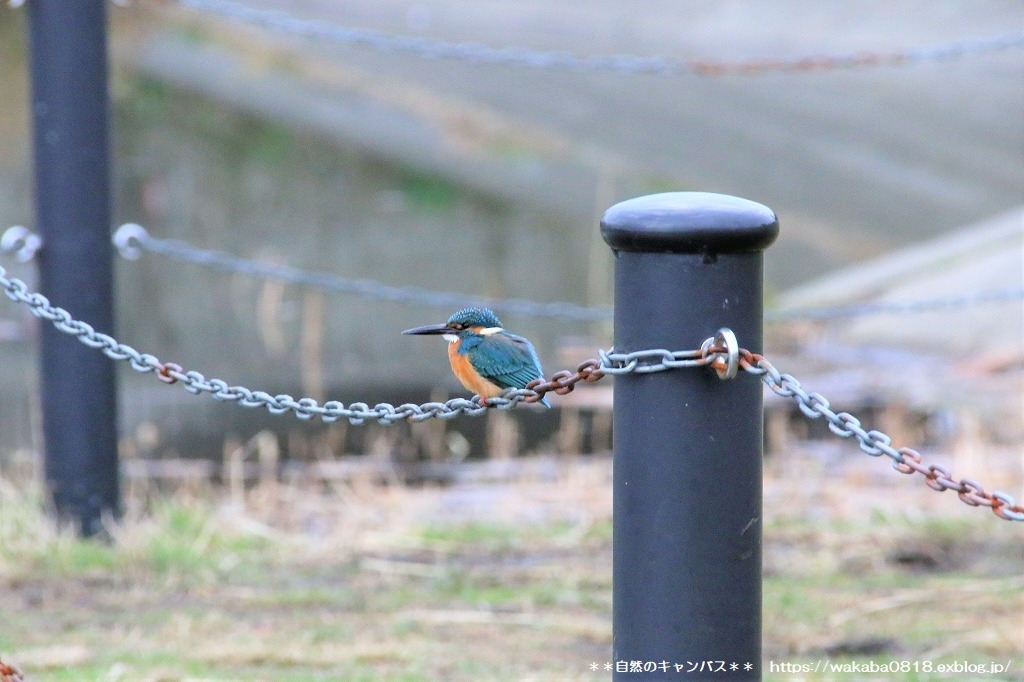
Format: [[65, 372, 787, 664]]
[[710, 327, 739, 379], [1, 226, 43, 263], [112, 223, 148, 261]]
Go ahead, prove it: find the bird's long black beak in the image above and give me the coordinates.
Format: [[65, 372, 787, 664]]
[[402, 323, 452, 336]]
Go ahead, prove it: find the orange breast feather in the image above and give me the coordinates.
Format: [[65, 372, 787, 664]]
[[448, 341, 502, 398]]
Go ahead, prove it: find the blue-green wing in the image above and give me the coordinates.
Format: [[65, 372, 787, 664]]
[[471, 333, 544, 390]]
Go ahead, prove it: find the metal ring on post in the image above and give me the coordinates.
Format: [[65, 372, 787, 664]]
[[112, 223, 148, 261], [1, 226, 43, 263], [710, 327, 739, 379]]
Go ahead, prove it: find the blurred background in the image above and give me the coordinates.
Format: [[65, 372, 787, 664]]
[[0, 1, 1020, 469], [0, 2, 1022, 678]]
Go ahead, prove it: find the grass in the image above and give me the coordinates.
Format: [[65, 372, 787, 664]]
[[2, 451, 1023, 681], [1, 464, 613, 682]]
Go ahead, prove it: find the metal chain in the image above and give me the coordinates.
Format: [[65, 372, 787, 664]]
[[734, 347, 1024, 522], [3, 262, 1019, 520], [597, 347, 711, 374], [0, 658, 25, 682], [0, 263, 615, 423], [171, 0, 1024, 76], [0, 261, 705, 420], [596, 333, 1024, 523]]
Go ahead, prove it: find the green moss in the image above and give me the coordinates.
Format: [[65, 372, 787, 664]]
[[419, 521, 519, 548], [400, 171, 460, 212]]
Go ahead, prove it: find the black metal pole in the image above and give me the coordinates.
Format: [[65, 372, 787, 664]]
[[602, 192, 778, 680], [26, 1, 119, 536]]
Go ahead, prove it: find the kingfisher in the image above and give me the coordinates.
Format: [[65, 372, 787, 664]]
[[403, 307, 550, 407]]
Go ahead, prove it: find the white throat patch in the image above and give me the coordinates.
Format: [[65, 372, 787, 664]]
[[442, 333, 459, 343]]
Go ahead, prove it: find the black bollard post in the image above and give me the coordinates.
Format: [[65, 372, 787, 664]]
[[601, 192, 778, 680], [26, 1, 119, 536]]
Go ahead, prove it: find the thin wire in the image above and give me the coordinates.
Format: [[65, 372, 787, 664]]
[[172, 0, 1024, 76], [7, 224, 1021, 322], [766, 287, 1024, 321], [113, 223, 612, 321]]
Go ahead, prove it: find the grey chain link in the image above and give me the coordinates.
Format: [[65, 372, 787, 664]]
[[172, 0, 1024, 76], [746, 356, 912, 460], [0, 259, 698, 422], [0, 264, 543, 424], [736, 348, 1024, 522], [597, 347, 710, 374], [3, 261, 1020, 520]]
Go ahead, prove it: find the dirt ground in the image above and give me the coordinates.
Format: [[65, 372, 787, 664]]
[[1, 446, 1023, 681]]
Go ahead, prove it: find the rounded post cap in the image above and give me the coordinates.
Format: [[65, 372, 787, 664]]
[[601, 192, 778, 254]]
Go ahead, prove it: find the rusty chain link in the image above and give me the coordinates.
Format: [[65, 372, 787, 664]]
[[586, 333, 1024, 523], [734, 347, 1024, 522], [0, 263, 614, 423], [2, 262, 1019, 520], [0, 658, 24, 682], [524, 358, 606, 401], [543, 337, 1024, 522]]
